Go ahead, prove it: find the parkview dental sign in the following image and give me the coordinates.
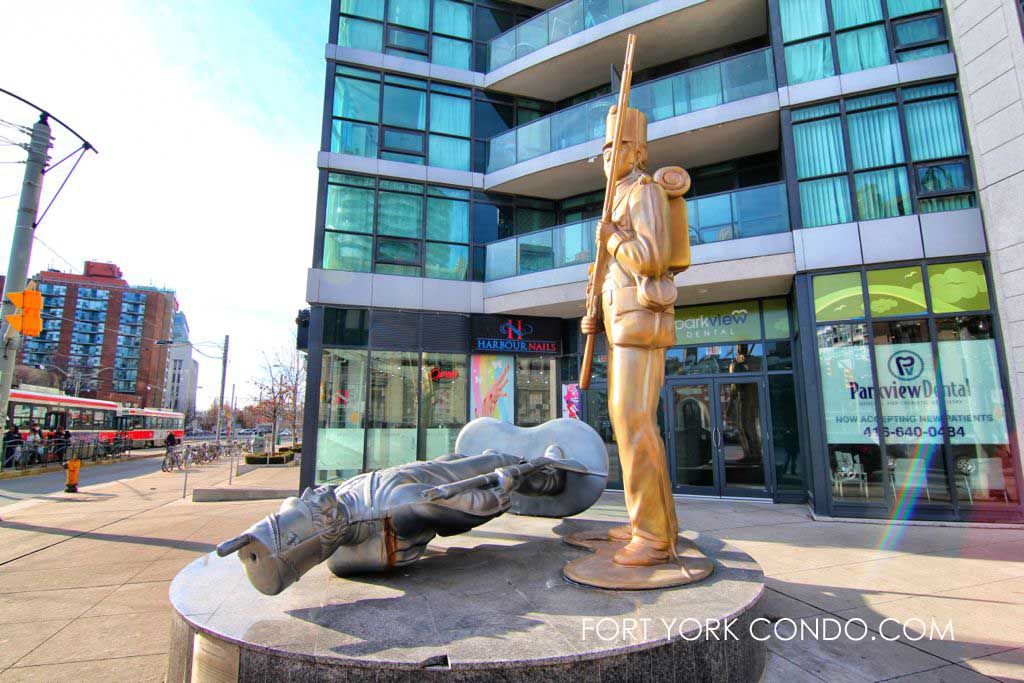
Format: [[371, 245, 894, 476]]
[[674, 300, 762, 345], [818, 340, 1010, 446]]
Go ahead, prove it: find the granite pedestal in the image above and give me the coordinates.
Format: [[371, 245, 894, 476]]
[[167, 513, 766, 682]]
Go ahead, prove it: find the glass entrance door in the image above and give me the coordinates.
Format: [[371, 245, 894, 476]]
[[666, 379, 771, 497]]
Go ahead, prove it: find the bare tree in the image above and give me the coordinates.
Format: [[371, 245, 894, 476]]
[[254, 350, 305, 456]]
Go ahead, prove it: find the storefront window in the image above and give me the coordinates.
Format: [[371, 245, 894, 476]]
[[420, 352, 468, 458], [936, 316, 1017, 505], [816, 322, 885, 502], [471, 354, 514, 421], [514, 356, 556, 427], [317, 349, 369, 483], [366, 351, 420, 470], [811, 261, 1020, 514], [770, 375, 804, 491], [873, 319, 949, 504]]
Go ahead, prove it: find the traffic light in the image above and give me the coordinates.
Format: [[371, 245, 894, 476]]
[[6, 289, 43, 337]]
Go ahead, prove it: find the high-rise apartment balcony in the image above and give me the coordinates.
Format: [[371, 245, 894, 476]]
[[485, 181, 790, 281], [485, 0, 768, 99], [484, 49, 778, 197]]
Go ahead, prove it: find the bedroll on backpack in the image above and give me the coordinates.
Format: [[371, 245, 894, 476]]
[[653, 166, 692, 275]]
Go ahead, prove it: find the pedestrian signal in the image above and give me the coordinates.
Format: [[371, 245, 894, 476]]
[[6, 289, 43, 336]]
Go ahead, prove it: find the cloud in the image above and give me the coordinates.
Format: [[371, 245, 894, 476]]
[[872, 298, 899, 314], [930, 265, 987, 306]]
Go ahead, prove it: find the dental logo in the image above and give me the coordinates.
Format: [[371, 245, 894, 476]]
[[888, 351, 924, 382]]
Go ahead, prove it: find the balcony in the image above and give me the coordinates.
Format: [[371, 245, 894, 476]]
[[483, 0, 769, 100], [488, 49, 774, 174], [485, 182, 790, 281]]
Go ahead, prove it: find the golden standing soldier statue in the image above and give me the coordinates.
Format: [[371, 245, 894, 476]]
[[565, 35, 712, 589]]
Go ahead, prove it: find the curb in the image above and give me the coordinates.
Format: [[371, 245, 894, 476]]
[[192, 488, 296, 502]]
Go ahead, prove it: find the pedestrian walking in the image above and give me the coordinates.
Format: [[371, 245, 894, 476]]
[[2, 425, 22, 469]]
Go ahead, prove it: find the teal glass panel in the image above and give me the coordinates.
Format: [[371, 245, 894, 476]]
[[378, 238, 420, 264], [854, 167, 911, 219], [334, 76, 380, 122], [848, 106, 904, 169], [427, 185, 470, 199], [792, 102, 840, 121], [381, 151, 424, 164], [515, 14, 548, 58], [387, 47, 428, 60], [376, 263, 421, 276], [426, 197, 469, 243], [785, 38, 836, 85], [326, 185, 374, 233], [550, 104, 589, 150], [894, 15, 944, 46], [903, 81, 956, 100], [338, 16, 383, 51], [382, 129, 423, 153], [489, 29, 516, 70], [434, 0, 472, 38], [516, 117, 550, 162], [485, 237, 516, 280], [917, 160, 970, 193], [793, 116, 846, 178], [905, 97, 966, 161], [380, 179, 421, 193], [847, 91, 897, 111], [428, 135, 470, 170], [429, 93, 471, 136], [378, 192, 423, 238], [721, 49, 775, 101], [549, 1, 584, 42], [833, 0, 882, 29], [384, 73, 427, 88], [387, 0, 428, 30], [897, 44, 949, 61], [387, 27, 428, 52], [518, 230, 554, 274], [323, 233, 372, 272], [799, 177, 853, 227], [887, 0, 940, 18], [732, 183, 790, 237], [837, 25, 891, 73], [382, 85, 426, 130], [432, 36, 472, 69], [555, 220, 595, 268], [631, 76, 676, 123], [339, 0, 383, 19], [685, 62, 723, 110], [779, 0, 829, 41], [336, 65, 379, 79], [328, 172, 374, 187], [425, 242, 469, 280], [486, 130, 516, 172], [919, 194, 975, 212], [331, 120, 378, 157]]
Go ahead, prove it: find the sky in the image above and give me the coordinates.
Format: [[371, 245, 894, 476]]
[[0, 0, 329, 408]]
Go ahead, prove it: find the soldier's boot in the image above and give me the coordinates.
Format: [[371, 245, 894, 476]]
[[607, 524, 632, 542], [613, 538, 672, 567]]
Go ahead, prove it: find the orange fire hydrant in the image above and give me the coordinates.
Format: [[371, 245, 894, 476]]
[[63, 458, 81, 493]]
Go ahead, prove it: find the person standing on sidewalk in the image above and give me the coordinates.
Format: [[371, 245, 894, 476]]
[[23, 425, 42, 469], [3, 425, 23, 469]]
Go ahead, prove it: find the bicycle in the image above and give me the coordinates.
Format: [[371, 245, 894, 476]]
[[161, 445, 183, 472]]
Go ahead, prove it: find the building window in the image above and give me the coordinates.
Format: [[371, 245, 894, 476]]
[[420, 352, 468, 458], [338, 0, 534, 72], [330, 64, 550, 172], [812, 261, 1018, 511], [318, 349, 369, 483], [321, 172, 554, 280], [779, 0, 948, 85], [790, 82, 973, 228]]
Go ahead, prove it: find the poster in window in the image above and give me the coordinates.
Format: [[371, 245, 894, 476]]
[[872, 342, 943, 444], [817, 345, 879, 444], [937, 338, 1009, 445], [471, 354, 514, 422], [561, 383, 581, 420]]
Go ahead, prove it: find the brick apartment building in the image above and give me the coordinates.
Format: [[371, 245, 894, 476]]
[[20, 261, 177, 407]]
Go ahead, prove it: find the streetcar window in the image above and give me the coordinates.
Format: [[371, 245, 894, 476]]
[[12, 404, 30, 428]]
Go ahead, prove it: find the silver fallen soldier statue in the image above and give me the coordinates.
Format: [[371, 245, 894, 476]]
[[217, 418, 608, 595]]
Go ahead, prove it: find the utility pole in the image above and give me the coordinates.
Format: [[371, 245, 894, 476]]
[[214, 335, 229, 448], [228, 383, 236, 485], [0, 114, 52, 428]]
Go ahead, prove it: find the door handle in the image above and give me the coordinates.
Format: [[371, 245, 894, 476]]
[[712, 427, 721, 449]]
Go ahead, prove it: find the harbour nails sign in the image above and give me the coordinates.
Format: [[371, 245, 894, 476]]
[[470, 315, 562, 355]]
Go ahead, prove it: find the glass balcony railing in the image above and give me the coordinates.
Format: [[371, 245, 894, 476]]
[[486, 49, 775, 173], [488, 0, 661, 71], [484, 182, 789, 281]]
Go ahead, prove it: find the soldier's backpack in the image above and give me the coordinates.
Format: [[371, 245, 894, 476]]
[[653, 166, 692, 274]]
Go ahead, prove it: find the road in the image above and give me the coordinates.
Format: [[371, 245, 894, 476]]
[[0, 451, 166, 508]]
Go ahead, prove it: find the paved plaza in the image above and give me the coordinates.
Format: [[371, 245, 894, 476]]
[[0, 459, 1019, 681]]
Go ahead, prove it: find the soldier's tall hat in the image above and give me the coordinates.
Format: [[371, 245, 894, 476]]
[[604, 104, 648, 147]]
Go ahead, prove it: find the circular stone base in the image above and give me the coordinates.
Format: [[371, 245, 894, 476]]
[[563, 530, 715, 590], [167, 514, 766, 682]]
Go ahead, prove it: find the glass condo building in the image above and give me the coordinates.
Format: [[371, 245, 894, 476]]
[[302, 0, 1024, 522]]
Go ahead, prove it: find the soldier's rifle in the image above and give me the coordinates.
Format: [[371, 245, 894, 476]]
[[579, 33, 637, 391]]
